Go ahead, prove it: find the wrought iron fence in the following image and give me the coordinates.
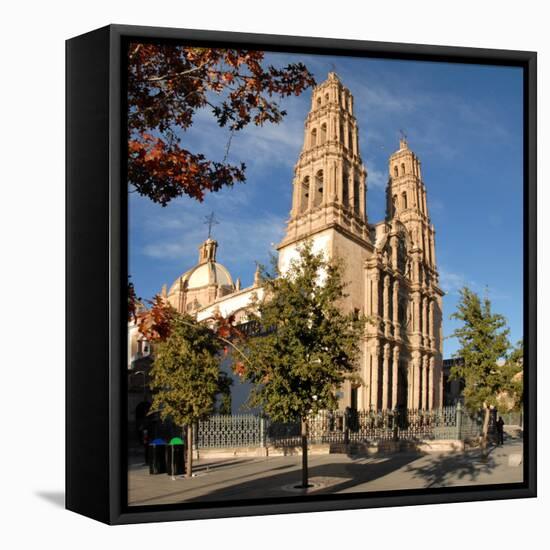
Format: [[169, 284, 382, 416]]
[[195, 405, 485, 449], [196, 414, 264, 448]]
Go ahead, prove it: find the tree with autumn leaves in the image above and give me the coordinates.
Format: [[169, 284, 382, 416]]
[[128, 44, 315, 206]]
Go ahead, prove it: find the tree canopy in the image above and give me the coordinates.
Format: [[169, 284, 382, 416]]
[[498, 339, 524, 412], [128, 44, 316, 206], [239, 242, 366, 422], [148, 311, 232, 427], [449, 287, 511, 411]]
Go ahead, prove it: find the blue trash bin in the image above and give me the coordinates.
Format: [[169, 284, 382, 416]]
[[149, 438, 167, 474]]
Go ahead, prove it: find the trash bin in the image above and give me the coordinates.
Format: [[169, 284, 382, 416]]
[[149, 438, 167, 475], [166, 437, 185, 476]]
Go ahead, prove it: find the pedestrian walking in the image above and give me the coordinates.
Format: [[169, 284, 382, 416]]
[[496, 416, 505, 446]]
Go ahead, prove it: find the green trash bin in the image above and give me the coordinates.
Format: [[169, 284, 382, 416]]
[[166, 437, 185, 476]]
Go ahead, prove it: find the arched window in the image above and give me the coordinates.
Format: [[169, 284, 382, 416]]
[[325, 93, 329, 103], [392, 194, 398, 216], [402, 191, 408, 210], [339, 124, 344, 145], [401, 163, 405, 175], [300, 177, 310, 213], [314, 170, 324, 207], [316, 96, 321, 108], [320, 123, 327, 143], [311, 128, 317, 147], [393, 165, 398, 177], [348, 129, 353, 153], [343, 170, 350, 206]]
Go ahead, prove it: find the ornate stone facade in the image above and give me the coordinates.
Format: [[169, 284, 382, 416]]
[[278, 72, 444, 410]]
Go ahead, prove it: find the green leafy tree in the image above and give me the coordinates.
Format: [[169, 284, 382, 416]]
[[240, 241, 366, 488], [149, 312, 232, 477], [449, 287, 511, 448], [498, 339, 524, 412]]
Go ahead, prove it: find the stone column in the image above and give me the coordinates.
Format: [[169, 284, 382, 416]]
[[424, 190, 428, 217], [383, 275, 390, 338], [390, 234, 398, 270], [344, 120, 350, 150], [413, 292, 421, 334], [328, 162, 336, 201], [430, 228, 436, 267], [290, 177, 299, 217], [428, 356, 435, 410], [429, 298, 435, 349], [370, 345, 380, 410], [422, 295, 428, 345], [407, 363, 413, 409], [382, 343, 390, 410], [372, 273, 380, 330], [364, 343, 372, 409], [308, 167, 315, 210], [412, 352, 421, 409], [337, 163, 344, 203], [391, 346, 399, 409], [421, 355, 428, 410], [393, 279, 400, 337]]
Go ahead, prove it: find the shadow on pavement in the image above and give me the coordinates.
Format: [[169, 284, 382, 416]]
[[404, 449, 497, 488], [181, 453, 420, 504]]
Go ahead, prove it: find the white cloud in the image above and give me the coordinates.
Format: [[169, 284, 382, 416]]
[[365, 161, 387, 190], [438, 268, 471, 296], [137, 185, 288, 286]]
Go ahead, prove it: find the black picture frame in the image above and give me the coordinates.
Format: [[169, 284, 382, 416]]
[[66, 24, 537, 525]]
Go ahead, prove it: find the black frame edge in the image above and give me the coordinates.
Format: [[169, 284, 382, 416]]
[[66, 25, 113, 525]]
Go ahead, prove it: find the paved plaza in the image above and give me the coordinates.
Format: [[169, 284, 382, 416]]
[[128, 436, 523, 506]]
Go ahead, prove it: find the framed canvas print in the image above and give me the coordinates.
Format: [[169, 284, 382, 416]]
[[66, 24, 537, 525]]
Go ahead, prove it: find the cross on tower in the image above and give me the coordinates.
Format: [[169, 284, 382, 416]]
[[399, 129, 408, 142], [204, 211, 219, 239]]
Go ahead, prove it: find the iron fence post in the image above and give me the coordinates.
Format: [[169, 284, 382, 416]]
[[260, 416, 265, 447]]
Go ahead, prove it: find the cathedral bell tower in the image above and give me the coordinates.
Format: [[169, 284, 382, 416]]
[[279, 72, 370, 248], [278, 74, 375, 412], [386, 137, 437, 271], [372, 136, 444, 411]]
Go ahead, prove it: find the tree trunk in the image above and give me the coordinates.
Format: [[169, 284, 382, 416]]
[[480, 406, 491, 458], [300, 417, 309, 488], [186, 424, 193, 478]]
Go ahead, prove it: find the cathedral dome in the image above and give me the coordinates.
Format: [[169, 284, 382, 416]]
[[181, 261, 233, 290], [168, 237, 234, 297]]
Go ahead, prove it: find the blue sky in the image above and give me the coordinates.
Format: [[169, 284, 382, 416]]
[[129, 52, 524, 358]]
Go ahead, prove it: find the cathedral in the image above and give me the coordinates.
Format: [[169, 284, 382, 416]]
[[128, 72, 445, 411]]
